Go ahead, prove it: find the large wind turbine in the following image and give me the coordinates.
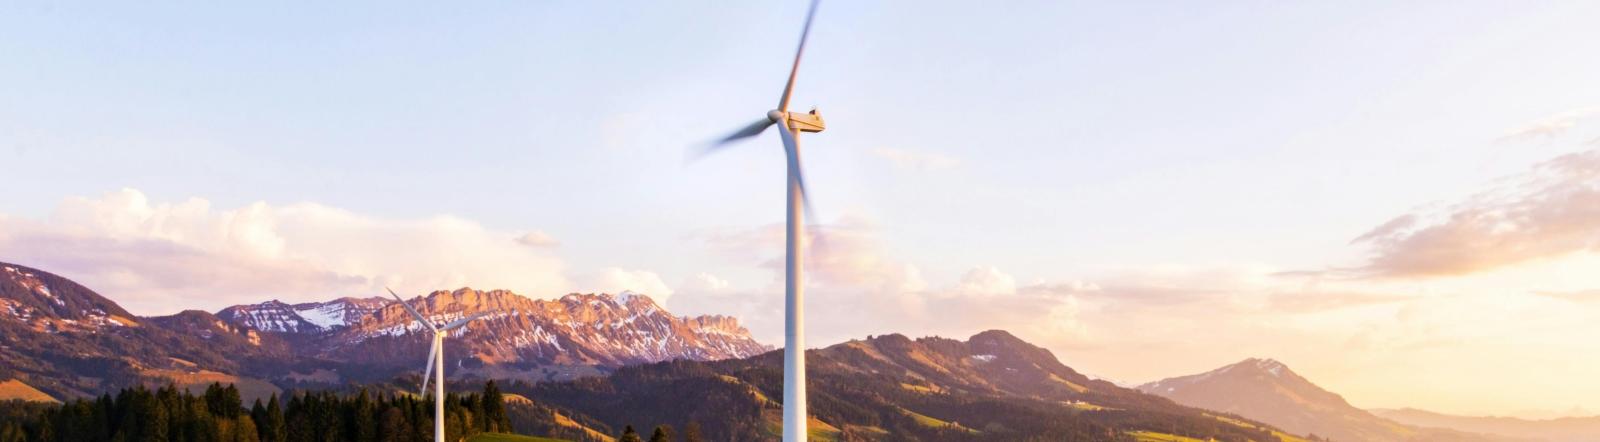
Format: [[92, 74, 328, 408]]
[[698, 1, 825, 440], [387, 288, 490, 442]]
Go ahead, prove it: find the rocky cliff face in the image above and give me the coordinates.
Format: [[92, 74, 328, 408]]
[[210, 287, 770, 370], [1, 260, 771, 400]]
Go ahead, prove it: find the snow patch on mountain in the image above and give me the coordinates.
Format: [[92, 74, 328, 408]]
[[295, 303, 346, 329]]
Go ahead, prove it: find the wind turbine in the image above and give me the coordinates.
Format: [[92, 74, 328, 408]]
[[697, 1, 825, 440], [387, 288, 491, 442]]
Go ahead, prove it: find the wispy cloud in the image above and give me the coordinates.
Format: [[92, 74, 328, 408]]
[[871, 148, 961, 172], [1498, 107, 1600, 142], [1267, 291, 1415, 313], [1350, 149, 1600, 278], [1532, 289, 1600, 302]]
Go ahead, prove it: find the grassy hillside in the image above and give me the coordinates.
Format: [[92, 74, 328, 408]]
[[468, 433, 570, 442], [507, 331, 1297, 441], [0, 380, 56, 403]]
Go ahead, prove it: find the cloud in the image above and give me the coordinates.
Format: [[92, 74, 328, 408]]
[[1499, 107, 1600, 142], [1532, 289, 1600, 303], [871, 148, 961, 172], [0, 188, 570, 314], [515, 230, 560, 248], [680, 272, 731, 293], [683, 217, 1088, 346], [957, 266, 1017, 296], [695, 216, 929, 295], [1351, 149, 1600, 278], [587, 268, 674, 302], [1267, 291, 1415, 313]]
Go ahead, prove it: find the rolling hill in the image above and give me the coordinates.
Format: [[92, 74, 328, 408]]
[[505, 331, 1311, 441], [1138, 358, 1522, 442]]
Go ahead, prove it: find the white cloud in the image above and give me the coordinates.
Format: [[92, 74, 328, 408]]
[[680, 272, 731, 293], [1499, 107, 1600, 141], [956, 266, 1017, 296], [515, 230, 560, 248], [871, 148, 961, 172], [0, 188, 570, 314], [587, 268, 674, 302]]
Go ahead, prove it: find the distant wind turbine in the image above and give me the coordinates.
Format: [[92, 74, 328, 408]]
[[694, 1, 826, 440], [388, 288, 491, 442]]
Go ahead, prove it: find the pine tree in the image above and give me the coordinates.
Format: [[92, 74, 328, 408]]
[[376, 406, 407, 442], [263, 394, 286, 442], [649, 425, 673, 442], [232, 415, 261, 442], [351, 389, 377, 442], [137, 394, 169, 442], [682, 421, 703, 442], [618, 425, 643, 442], [481, 380, 510, 433], [0, 421, 24, 442]]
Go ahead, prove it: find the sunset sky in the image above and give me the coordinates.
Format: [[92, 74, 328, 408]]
[[4, 2, 1600, 418]]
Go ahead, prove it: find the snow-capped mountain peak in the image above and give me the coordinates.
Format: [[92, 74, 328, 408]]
[[215, 288, 769, 371], [217, 297, 386, 334]]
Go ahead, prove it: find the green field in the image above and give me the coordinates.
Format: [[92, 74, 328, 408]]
[[897, 407, 979, 434], [1206, 413, 1312, 442], [1126, 430, 1208, 442], [466, 432, 570, 442]]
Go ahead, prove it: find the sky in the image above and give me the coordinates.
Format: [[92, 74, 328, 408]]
[[4, 1, 1600, 418]]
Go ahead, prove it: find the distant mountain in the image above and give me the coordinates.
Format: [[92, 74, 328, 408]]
[[0, 260, 767, 402], [0, 262, 288, 401], [217, 297, 387, 333], [509, 331, 1311, 441], [261, 288, 772, 380], [1139, 358, 1521, 442], [1373, 408, 1600, 442]]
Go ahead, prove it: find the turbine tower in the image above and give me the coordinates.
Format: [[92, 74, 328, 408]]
[[699, 1, 825, 440], [388, 288, 490, 442]]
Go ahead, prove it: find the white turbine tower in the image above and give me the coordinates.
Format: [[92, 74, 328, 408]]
[[698, 1, 825, 440], [388, 288, 490, 442]]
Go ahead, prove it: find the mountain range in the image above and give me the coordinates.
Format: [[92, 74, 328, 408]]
[[500, 330, 1311, 441], [0, 261, 767, 404], [7, 259, 1599, 441]]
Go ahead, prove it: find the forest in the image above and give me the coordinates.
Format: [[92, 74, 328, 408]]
[[0, 382, 512, 442]]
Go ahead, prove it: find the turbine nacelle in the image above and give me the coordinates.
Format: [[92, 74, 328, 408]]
[[768, 108, 826, 133]]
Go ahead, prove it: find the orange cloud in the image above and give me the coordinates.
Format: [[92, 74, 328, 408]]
[[1352, 149, 1600, 278]]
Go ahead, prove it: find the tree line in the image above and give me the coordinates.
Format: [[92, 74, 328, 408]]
[[0, 381, 511, 442]]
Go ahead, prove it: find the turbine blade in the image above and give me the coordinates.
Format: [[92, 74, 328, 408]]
[[419, 336, 438, 396], [775, 125, 822, 230], [441, 312, 491, 331], [691, 118, 776, 161], [777, 0, 821, 112], [716, 119, 775, 146], [387, 287, 437, 332]]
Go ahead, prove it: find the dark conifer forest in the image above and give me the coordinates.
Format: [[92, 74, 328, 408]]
[[0, 381, 511, 442]]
